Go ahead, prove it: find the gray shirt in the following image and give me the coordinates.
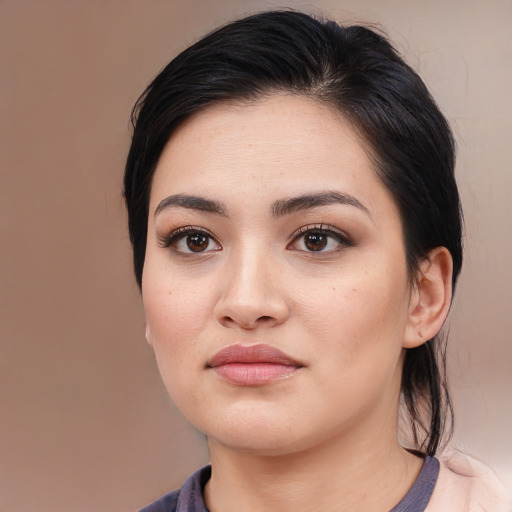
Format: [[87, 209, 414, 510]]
[[140, 456, 440, 512]]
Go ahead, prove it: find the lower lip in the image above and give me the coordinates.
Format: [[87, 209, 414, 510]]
[[211, 363, 300, 386]]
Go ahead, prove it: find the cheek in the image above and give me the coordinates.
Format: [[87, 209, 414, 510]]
[[142, 270, 212, 364], [303, 281, 407, 413], [142, 280, 208, 412], [307, 267, 408, 326], [298, 264, 410, 364]]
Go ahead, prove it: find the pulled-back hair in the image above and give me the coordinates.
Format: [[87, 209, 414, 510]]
[[124, 10, 463, 456]]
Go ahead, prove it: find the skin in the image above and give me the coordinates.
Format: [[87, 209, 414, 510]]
[[142, 94, 453, 511]]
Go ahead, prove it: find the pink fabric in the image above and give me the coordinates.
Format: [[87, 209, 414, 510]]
[[426, 451, 512, 511]]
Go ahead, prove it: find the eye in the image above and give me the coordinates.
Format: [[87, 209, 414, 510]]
[[288, 225, 352, 253], [160, 226, 221, 254]]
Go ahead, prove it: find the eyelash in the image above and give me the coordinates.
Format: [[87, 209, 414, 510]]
[[158, 224, 354, 254], [288, 224, 354, 253], [158, 226, 220, 252]]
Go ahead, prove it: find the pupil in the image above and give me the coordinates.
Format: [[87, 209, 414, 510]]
[[305, 232, 327, 251], [187, 233, 209, 252]]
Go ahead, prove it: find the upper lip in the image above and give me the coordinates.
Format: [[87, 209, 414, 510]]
[[206, 344, 303, 368]]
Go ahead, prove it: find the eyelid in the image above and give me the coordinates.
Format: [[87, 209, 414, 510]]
[[157, 225, 220, 250], [287, 224, 354, 250]]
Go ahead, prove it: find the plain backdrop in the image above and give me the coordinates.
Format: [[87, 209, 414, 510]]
[[1, 1, 511, 511]]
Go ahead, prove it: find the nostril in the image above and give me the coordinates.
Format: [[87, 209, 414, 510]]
[[219, 314, 278, 329], [214, 290, 290, 329], [249, 315, 279, 328]]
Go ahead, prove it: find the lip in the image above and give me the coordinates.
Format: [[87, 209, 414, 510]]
[[206, 344, 304, 386]]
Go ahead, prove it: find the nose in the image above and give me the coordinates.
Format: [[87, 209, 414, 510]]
[[214, 249, 290, 330]]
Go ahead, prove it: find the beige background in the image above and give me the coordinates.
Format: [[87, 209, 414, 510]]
[[1, 1, 510, 510]]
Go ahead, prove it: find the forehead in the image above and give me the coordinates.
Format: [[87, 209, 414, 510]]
[[160, 94, 365, 159], [150, 94, 391, 214]]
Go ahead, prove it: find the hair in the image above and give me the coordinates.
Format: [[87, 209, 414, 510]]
[[124, 10, 463, 456]]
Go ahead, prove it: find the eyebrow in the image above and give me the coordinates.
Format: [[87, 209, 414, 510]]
[[154, 194, 228, 217], [154, 191, 369, 219], [271, 191, 369, 217]]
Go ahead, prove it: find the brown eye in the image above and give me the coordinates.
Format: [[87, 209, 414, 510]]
[[304, 232, 328, 251], [288, 225, 353, 253], [187, 233, 210, 252], [161, 226, 221, 254]]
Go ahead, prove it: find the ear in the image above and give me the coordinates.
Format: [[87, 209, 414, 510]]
[[145, 324, 154, 347], [403, 247, 454, 348]]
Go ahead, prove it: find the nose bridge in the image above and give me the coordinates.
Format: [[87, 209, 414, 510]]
[[226, 241, 273, 306], [215, 240, 288, 329]]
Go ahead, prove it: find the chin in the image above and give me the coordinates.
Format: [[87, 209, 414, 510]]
[[190, 408, 304, 456], [202, 413, 340, 458], [211, 431, 307, 457]]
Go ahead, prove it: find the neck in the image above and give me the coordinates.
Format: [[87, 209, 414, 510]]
[[204, 421, 423, 512]]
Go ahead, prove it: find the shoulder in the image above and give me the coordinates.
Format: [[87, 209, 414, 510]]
[[138, 489, 180, 512], [427, 450, 512, 512], [137, 465, 211, 512]]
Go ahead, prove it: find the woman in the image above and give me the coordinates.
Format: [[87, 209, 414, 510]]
[[124, 10, 511, 512]]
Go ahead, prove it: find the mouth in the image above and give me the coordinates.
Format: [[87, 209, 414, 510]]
[[206, 344, 304, 386]]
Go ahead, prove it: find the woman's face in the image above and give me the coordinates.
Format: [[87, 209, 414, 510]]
[[142, 95, 414, 456]]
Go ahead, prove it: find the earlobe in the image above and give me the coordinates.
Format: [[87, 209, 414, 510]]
[[403, 247, 453, 348], [145, 324, 153, 346]]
